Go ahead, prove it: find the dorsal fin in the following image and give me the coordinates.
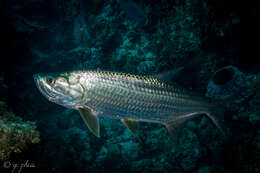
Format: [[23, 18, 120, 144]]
[[78, 108, 100, 137], [156, 67, 184, 83]]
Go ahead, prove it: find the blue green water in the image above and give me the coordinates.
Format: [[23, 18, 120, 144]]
[[0, 0, 258, 173]]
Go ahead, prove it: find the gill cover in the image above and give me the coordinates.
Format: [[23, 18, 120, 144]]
[[34, 72, 84, 109]]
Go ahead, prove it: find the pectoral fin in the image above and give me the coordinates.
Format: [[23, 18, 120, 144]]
[[78, 108, 100, 137], [121, 119, 138, 135]]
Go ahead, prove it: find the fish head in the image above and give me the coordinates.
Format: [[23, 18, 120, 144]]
[[34, 72, 84, 109]]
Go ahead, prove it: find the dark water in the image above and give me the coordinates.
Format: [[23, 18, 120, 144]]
[[0, 0, 258, 173]]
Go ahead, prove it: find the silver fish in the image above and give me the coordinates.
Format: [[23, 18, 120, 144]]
[[34, 70, 224, 139]]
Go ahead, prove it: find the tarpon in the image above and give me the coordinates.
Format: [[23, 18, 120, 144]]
[[34, 70, 224, 139]]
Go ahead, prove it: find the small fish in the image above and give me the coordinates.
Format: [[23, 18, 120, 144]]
[[34, 69, 225, 140]]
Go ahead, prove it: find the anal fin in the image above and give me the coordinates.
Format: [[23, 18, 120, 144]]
[[121, 119, 138, 135], [78, 108, 100, 137], [165, 116, 191, 142]]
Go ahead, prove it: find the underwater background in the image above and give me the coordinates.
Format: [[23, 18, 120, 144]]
[[0, 0, 259, 172]]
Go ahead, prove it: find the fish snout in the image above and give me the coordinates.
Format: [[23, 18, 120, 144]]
[[33, 73, 54, 99]]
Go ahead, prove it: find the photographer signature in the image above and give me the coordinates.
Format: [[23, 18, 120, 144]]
[[3, 160, 35, 173]]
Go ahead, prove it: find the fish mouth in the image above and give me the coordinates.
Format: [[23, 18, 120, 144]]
[[34, 73, 78, 108], [34, 73, 57, 100]]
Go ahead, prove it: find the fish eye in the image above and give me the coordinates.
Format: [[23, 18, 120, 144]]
[[47, 78, 56, 85]]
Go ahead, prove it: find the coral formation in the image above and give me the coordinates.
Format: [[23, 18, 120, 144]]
[[206, 65, 254, 106], [206, 66, 247, 99], [1, 0, 256, 172], [0, 75, 40, 161], [0, 112, 40, 161]]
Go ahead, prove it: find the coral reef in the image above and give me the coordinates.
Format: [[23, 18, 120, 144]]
[[0, 111, 40, 161], [206, 65, 254, 102], [0, 75, 40, 161], [1, 0, 256, 172]]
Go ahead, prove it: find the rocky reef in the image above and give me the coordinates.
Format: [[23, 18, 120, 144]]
[[1, 0, 258, 172]]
